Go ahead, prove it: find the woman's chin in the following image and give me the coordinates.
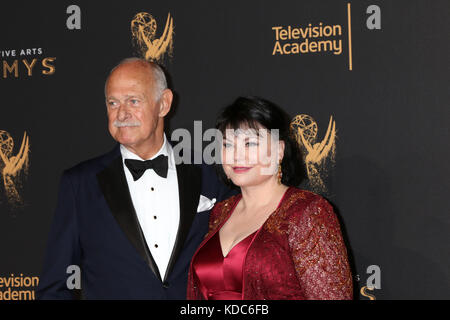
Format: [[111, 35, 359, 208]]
[[230, 176, 269, 188]]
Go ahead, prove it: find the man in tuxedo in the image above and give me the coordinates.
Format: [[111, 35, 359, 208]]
[[36, 58, 233, 299]]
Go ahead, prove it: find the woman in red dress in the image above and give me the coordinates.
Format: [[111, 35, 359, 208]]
[[187, 97, 353, 300]]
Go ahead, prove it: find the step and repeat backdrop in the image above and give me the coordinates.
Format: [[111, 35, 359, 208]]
[[0, 0, 448, 300]]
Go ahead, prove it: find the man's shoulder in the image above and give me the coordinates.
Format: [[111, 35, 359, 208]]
[[64, 145, 120, 179]]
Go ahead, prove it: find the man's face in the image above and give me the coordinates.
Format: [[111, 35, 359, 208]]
[[105, 63, 167, 152]]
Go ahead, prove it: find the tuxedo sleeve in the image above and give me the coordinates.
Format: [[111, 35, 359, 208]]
[[36, 171, 81, 299]]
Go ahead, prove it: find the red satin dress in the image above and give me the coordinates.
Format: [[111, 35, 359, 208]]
[[192, 230, 257, 300]]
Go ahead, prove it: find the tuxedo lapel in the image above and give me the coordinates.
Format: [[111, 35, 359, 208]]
[[163, 163, 202, 282], [96, 154, 162, 281]]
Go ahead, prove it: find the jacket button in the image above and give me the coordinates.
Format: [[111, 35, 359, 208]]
[[162, 281, 170, 289]]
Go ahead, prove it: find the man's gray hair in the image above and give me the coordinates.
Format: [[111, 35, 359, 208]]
[[105, 57, 168, 100]]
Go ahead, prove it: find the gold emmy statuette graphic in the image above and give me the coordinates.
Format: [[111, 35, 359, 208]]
[[290, 114, 336, 193], [131, 12, 174, 62], [0, 130, 30, 207]]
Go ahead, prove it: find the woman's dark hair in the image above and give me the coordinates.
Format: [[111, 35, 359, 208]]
[[215, 96, 305, 187]]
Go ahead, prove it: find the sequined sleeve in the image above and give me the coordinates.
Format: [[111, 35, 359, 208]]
[[287, 196, 353, 300]]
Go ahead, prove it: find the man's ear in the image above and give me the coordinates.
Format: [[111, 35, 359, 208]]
[[158, 89, 173, 117]]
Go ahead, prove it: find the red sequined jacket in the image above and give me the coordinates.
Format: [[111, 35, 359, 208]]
[[187, 187, 353, 300]]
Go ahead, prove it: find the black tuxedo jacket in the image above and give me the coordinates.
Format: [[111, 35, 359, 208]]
[[36, 145, 235, 299]]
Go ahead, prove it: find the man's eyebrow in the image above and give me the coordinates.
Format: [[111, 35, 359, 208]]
[[106, 94, 143, 100]]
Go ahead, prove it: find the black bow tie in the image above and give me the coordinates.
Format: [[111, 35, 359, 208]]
[[124, 155, 169, 181]]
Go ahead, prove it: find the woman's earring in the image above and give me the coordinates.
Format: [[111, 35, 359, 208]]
[[277, 162, 282, 185]]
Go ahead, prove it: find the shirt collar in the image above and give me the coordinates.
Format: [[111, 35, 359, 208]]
[[120, 134, 175, 170]]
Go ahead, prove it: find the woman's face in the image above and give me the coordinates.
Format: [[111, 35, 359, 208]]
[[221, 125, 285, 188]]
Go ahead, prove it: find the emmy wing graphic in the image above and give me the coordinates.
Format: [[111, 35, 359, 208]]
[[290, 115, 336, 193], [0, 131, 30, 207], [131, 12, 174, 62]]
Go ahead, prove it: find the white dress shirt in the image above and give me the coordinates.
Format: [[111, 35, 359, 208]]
[[120, 134, 179, 279]]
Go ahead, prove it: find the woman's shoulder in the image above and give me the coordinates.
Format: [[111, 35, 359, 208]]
[[213, 193, 241, 212], [279, 187, 336, 222], [281, 186, 327, 207], [208, 193, 242, 229]]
